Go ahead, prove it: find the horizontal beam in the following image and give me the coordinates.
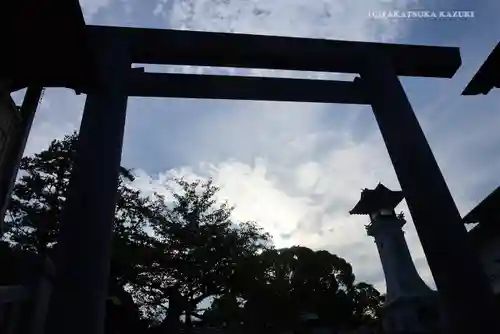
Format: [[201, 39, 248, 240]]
[[88, 25, 462, 79], [462, 42, 500, 95], [126, 72, 367, 104]]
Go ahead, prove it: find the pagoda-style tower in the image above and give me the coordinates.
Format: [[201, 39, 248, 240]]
[[350, 183, 441, 334]]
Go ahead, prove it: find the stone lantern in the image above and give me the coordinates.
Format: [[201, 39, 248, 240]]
[[350, 184, 441, 334]]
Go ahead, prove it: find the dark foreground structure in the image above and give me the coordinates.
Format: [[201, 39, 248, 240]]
[[2, 1, 499, 334], [462, 42, 500, 95], [464, 186, 500, 295]]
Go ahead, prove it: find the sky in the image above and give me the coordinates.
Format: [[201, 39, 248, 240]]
[[11, 0, 500, 292]]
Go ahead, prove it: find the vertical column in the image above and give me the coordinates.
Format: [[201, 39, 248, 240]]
[[360, 56, 500, 334], [0, 86, 42, 233], [47, 32, 130, 334]]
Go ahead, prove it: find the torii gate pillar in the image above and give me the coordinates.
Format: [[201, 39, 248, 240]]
[[46, 34, 130, 334], [361, 56, 500, 334]]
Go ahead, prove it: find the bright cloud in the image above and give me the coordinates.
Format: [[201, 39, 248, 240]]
[[161, 0, 414, 42], [128, 0, 435, 292], [132, 114, 435, 290]]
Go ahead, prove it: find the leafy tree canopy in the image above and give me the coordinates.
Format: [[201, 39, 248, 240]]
[[1, 133, 383, 333]]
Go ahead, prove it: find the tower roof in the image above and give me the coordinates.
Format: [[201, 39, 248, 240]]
[[462, 42, 500, 96], [463, 185, 500, 225], [349, 183, 404, 215]]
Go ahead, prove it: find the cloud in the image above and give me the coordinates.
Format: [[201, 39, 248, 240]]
[[132, 114, 439, 291], [162, 0, 415, 42], [127, 74, 500, 292], [124, 0, 440, 292], [80, 0, 113, 20], [129, 0, 500, 292]]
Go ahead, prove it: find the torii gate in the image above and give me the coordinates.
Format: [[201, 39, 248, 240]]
[[4, 3, 500, 334]]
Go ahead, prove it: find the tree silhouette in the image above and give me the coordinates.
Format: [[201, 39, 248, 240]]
[[209, 246, 384, 333], [134, 178, 273, 331], [2, 133, 162, 332], [2, 133, 383, 334]]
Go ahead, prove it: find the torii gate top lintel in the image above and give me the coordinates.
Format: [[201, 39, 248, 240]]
[[90, 24, 461, 79], [74, 25, 463, 104], [76, 25, 461, 104], [7, 15, 461, 97], [23, 25, 461, 104]]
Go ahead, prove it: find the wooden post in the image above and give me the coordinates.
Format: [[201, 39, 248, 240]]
[[46, 31, 130, 334], [0, 86, 42, 234], [361, 56, 500, 333]]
